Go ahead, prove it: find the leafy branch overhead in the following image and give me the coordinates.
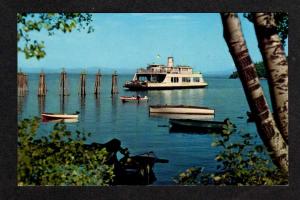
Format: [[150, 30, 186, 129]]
[[17, 13, 94, 60], [244, 13, 288, 46]]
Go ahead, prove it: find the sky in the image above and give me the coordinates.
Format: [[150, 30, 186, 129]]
[[17, 13, 288, 75]]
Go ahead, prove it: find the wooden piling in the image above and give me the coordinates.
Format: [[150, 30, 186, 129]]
[[17, 72, 26, 96], [38, 71, 46, 96], [94, 69, 102, 95], [59, 69, 69, 96], [111, 71, 118, 95], [79, 71, 86, 96]]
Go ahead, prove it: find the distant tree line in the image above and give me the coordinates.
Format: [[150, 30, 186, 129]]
[[229, 61, 267, 79]]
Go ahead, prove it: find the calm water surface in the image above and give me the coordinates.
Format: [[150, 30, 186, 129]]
[[18, 74, 271, 185]]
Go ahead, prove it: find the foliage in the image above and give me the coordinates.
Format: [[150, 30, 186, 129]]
[[17, 13, 94, 60], [17, 117, 114, 186], [229, 71, 239, 79], [244, 13, 288, 46], [174, 120, 288, 185], [229, 61, 267, 79]]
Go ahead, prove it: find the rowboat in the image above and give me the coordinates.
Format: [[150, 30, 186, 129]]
[[41, 118, 79, 123], [41, 111, 79, 120], [149, 105, 214, 115], [149, 112, 214, 120], [120, 96, 148, 103], [169, 118, 227, 133]]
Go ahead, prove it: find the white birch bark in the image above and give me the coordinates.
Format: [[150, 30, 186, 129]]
[[253, 13, 288, 143], [220, 13, 288, 173]]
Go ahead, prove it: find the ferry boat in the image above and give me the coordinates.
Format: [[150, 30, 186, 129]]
[[124, 57, 208, 90]]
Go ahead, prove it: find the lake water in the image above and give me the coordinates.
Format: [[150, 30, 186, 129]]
[[17, 74, 271, 185]]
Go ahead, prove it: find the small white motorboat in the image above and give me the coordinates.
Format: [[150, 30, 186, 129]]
[[120, 96, 149, 103], [149, 105, 215, 115], [41, 111, 79, 120]]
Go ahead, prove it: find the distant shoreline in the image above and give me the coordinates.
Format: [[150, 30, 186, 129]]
[[20, 72, 231, 78]]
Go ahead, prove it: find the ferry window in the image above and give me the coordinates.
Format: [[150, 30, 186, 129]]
[[193, 77, 200, 82], [171, 77, 178, 83], [182, 77, 191, 82]]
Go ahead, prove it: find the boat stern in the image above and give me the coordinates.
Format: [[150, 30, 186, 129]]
[[123, 81, 148, 90]]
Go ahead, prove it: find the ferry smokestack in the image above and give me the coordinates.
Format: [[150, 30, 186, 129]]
[[167, 57, 174, 68]]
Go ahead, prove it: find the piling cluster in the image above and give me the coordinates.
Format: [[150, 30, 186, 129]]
[[17, 69, 119, 97]]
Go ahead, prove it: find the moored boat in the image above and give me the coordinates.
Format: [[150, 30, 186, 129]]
[[41, 111, 79, 120], [120, 96, 149, 103], [169, 118, 227, 133], [42, 118, 79, 123], [149, 105, 214, 115], [149, 112, 215, 120]]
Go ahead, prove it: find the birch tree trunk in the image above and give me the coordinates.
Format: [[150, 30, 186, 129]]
[[253, 13, 288, 143], [220, 13, 288, 174]]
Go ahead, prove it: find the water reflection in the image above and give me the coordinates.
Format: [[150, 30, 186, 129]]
[[147, 88, 206, 105], [94, 95, 101, 121], [17, 95, 27, 115], [79, 96, 86, 122], [59, 96, 68, 113], [38, 96, 46, 114], [111, 95, 119, 126], [111, 94, 118, 107]]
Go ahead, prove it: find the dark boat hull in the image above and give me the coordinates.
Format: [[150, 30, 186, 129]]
[[169, 119, 226, 133]]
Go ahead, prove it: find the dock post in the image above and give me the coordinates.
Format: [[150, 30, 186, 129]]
[[111, 71, 118, 95], [79, 71, 86, 96], [94, 69, 102, 95], [38, 71, 46, 96], [17, 72, 26, 96], [60, 68, 69, 96]]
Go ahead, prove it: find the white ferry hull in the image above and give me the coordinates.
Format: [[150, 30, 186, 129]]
[[124, 82, 208, 90]]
